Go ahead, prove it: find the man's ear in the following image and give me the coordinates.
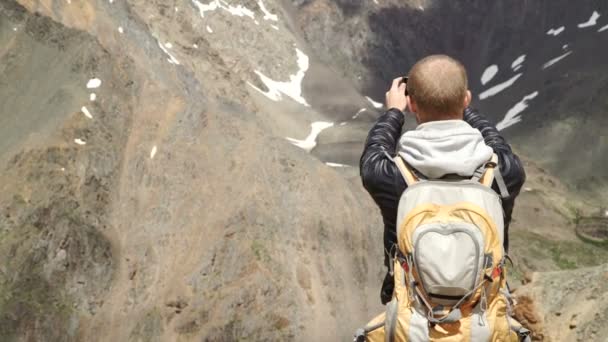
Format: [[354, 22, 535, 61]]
[[464, 90, 472, 108], [408, 96, 422, 124], [407, 95, 418, 114]]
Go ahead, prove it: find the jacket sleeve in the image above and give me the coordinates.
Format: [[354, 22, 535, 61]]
[[463, 107, 526, 197], [360, 108, 407, 264], [360, 108, 407, 209], [464, 107, 526, 251]]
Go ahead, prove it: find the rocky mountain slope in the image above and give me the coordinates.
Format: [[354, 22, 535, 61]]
[[0, 0, 387, 340], [1, 0, 607, 341]]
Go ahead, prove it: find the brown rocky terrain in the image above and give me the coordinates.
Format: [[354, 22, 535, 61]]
[[0, 0, 387, 340], [1, 0, 607, 341], [516, 264, 608, 341]]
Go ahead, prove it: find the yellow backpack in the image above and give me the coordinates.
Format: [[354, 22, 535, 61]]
[[355, 154, 531, 342]]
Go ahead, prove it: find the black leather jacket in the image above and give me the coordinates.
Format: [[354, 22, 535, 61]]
[[359, 107, 526, 304]]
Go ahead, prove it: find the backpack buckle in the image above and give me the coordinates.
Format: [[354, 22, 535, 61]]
[[492, 266, 503, 279]]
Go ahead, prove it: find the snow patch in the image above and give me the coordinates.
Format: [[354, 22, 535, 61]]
[[206, 25, 213, 33], [157, 40, 181, 65], [271, 25, 279, 30], [87, 78, 102, 89], [118, 26, 124, 34], [578, 11, 600, 28], [542, 51, 573, 69], [81, 106, 93, 119], [562, 44, 569, 50], [339, 122, 347, 126], [257, 0, 278, 21], [150, 146, 158, 159], [247, 48, 310, 106], [74, 138, 87, 145], [191, 0, 219, 16], [326, 162, 350, 168], [496, 91, 539, 131], [193, 44, 199, 49], [480, 65, 499, 85], [13, 27, 17, 31], [365, 96, 383, 109], [89, 93, 96, 101], [511, 54, 526, 69], [598, 24, 608, 32], [191, 0, 255, 20], [478, 73, 523, 100], [546, 26, 565, 36], [286, 122, 334, 153], [352, 108, 366, 119], [513, 65, 522, 72]]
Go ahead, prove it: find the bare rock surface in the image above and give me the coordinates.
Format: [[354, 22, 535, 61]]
[[0, 0, 385, 340], [516, 264, 608, 341]]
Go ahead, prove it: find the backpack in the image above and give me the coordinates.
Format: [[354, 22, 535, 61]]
[[355, 154, 531, 342]]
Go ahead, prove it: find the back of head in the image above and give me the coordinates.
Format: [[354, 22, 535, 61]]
[[408, 55, 468, 121]]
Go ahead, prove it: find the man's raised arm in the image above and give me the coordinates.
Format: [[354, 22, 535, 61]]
[[360, 77, 409, 208], [360, 108, 406, 204]]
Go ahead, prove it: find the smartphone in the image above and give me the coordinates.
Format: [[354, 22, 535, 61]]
[[400, 77, 409, 96]]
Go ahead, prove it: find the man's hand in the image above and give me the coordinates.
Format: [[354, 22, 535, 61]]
[[385, 77, 408, 112]]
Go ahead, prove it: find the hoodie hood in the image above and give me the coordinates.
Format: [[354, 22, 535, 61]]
[[398, 120, 493, 179]]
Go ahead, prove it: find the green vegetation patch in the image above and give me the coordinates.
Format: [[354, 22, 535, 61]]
[[251, 240, 271, 262], [510, 231, 608, 274]]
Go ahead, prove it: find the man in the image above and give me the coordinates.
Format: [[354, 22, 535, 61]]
[[359, 55, 526, 304]]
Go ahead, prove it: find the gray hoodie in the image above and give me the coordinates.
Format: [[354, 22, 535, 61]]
[[398, 120, 493, 179]]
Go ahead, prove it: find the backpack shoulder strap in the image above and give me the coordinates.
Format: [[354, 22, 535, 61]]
[[393, 155, 418, 186], [477, 154, 510, 198], [476, 154, 497, 185]]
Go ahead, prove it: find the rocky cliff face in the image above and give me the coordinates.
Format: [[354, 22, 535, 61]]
[[516, 263, 608, 341], [1, 0, 607, 341], [0, 0, 386, 340]]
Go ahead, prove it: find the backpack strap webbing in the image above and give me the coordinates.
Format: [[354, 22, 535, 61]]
[[476, 154, 498, 185], [384, 298, 399, 342], [494, 165, 509, 198], [479, 154, 510, 198], [394, 156, 418, 186]]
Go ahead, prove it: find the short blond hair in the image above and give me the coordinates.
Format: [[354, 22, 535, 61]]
[[408, 55, 468, 120]]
